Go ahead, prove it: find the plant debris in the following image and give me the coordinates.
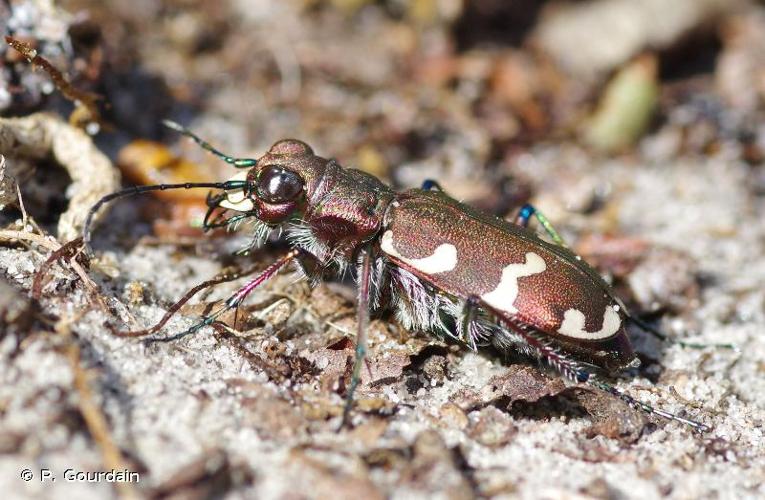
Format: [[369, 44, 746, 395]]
[[0, 113, 119, 240], [4, 36, 104, 132]]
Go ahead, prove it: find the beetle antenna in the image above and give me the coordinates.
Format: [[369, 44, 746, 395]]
[[163, 120, 258, 169], [588, 378, 711, 432], [629, 316, 737, 350], [83, 180, 247, 251]]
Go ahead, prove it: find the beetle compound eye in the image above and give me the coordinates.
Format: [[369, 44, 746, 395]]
[[257, 166, 304, 204]]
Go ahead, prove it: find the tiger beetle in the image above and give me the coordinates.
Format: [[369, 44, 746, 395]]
[[83, 120, 732, 432]]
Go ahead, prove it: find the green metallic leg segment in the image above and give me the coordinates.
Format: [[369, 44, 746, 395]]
[[341, 246, 373, 428], [515, 203, 567, 247]]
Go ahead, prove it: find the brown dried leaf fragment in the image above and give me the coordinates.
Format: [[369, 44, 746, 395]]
[[150, 449, 254, 499], [0, 277, 33, 337], [0, 113, 120, 240], [575, 388, 645, 443], [306, 335, 412, 395], [398, 430, 475, 500], [452, 365, 567, 411], [466, 406, 517, 448], [716, 12, 765, 111], [575, 234, 651, 279]]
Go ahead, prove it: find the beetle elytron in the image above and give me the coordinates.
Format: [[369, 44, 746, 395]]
[[84, 121, 714, 431]]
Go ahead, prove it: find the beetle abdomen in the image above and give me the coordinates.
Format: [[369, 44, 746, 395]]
[[380, 190, 635, 370]]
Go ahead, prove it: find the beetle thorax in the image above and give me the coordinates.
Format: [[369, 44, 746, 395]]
[[286, 160, 394, 270]]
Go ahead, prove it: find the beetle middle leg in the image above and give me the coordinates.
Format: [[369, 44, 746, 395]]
[[341, 245, 373, 429], [460, 295, 481, 350]]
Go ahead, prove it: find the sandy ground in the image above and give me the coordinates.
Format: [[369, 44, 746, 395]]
[[1, 138, 763, 499]]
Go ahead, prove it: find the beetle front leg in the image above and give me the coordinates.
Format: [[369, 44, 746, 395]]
[[515, 203, 568, 248], [341, 245, 373, 429], [147, 249, 299, 343]]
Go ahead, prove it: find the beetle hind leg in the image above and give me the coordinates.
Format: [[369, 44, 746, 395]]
[[495, 315, 711, 431], [629, 315, 737, 350], [589, 378, 711, 432], [496, 315, 591, 383]]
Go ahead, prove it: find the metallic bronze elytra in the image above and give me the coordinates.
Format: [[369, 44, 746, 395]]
[[380, 190, 634, 372], [83, 121, 723, 432]]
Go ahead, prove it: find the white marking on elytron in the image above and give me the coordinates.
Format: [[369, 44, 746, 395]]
[[380, 230, 457, 274], [480, 252, 547, 314], [219, 171, 255, 211], [557, 305, 622, 340]]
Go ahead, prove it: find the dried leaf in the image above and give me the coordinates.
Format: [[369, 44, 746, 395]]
[[452, 365, 567, 410]]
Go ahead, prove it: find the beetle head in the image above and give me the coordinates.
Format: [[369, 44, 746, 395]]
[[217, 139, 328, 224]]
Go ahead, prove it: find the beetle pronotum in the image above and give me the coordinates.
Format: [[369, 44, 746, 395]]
[[84, 121, 727, 431]]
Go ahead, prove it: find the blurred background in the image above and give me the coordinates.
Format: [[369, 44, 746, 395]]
[[3, 0, 764, 224]]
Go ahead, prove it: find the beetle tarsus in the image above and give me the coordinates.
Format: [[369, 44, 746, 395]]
[[145, 249, 298, 343], [589, 378, 711, 432], [111, 267, 258, 338]]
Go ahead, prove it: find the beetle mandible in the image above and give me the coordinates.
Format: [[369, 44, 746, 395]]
[[84, 120, 716, 431]]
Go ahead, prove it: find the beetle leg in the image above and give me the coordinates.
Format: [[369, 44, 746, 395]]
[[498, 314, 712, 431], [341, 245, 373, 429], [589, 378, 711, 432], [110, 264, 260, 338], [421, 179, 445, 192], [497, 314, 590, 383], [515, 203, 567, 248], [629, 316, 737, 350], [147, 249, 299, 343], [460, 295, 481, 350]]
